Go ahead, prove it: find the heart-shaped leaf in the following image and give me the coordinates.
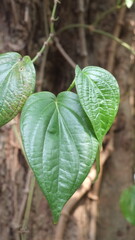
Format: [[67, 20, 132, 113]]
[[0, 52, 36, 127], [20, 91, 99, 223], [75, 66, 120, 143], [120, 185, 135, 225]]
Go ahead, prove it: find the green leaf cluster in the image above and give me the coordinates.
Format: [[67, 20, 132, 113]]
[[0, 52, 120, 222]]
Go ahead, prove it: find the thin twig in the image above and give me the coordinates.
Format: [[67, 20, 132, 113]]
[[44, 0, 49, 37], [32, 34, 52, 63], [37, 49, 49, 92], [10, 0, 19, 25], [12, 182, 20, 240], [94, 28, 135, 55], [50, 0, 60, 34], [17, 170, 32, 226], [12, 124, 26, 160], [93, 2, 125, 27], [11, 171, 32, 233], [57, 24, 135, 55], [32, 0, 60, 63], [89, 137, 114, 240], [107, 4, 126, 72], [12, 122, 35, 239], [77, 0, 88, 67], [54, 37, 76, 68], [20, 174, 35, 240], [12, 122, 34, 230], [37, 0, 50, 92]]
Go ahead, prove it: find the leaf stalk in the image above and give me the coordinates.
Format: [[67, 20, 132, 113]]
[[67, 79, 75, 91]]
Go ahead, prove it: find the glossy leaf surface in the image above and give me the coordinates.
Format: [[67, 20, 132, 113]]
[[20, 91, 99, 222], [75, 66, 120, 143], [0, 52, 36, 127], [120, 185, 135, 225]]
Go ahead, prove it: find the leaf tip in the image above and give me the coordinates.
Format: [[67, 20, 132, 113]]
[[75, 65, 81, 76], [52, 212, 61, 224]]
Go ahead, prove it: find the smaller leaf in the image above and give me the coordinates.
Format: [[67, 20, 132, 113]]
[[125, 0, 135, 8], [0, 52, 36, 127], [120, 185, 135, 225], [75, 65, 120, 143]]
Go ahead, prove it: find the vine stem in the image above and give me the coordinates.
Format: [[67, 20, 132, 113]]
[[57, 24, 135, 55], [93, 2, 126, 27], [54, 37, 76, 68], [12, 123, 36, 239], [32, 34, 52, 63], [12, 124, 27, 160], [21, 174, 35, 240], [63, 20, 135, 92], [77, 0, 88, 67], [50, 0, 60, 33], [32, 0, 60, 63], [107, 3, 126, 72]]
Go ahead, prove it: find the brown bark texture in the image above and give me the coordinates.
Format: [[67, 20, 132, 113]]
[[0, 0, 135, 240]]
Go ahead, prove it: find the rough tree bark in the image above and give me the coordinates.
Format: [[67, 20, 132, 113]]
[[0, 1, 135, 240]]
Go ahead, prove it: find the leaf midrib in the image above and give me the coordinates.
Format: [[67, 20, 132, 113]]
[[57, 104, 81, 195]]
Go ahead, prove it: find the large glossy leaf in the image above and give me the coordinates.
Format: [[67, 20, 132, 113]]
[[75, 66, 120, 143], [20, 91, 99, 223], [120, 185, 135, 225], [0, 52, 36, 127]]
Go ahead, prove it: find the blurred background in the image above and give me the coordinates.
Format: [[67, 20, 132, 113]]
[[0, 0, 135, 240]]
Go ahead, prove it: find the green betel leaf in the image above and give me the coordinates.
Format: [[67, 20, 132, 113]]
[[0, 52, 36, 127], [125, 0, 135, 8], [120, 185, 135, 225], [75, 66, 120, 143], [20, 91, 99, 223]]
